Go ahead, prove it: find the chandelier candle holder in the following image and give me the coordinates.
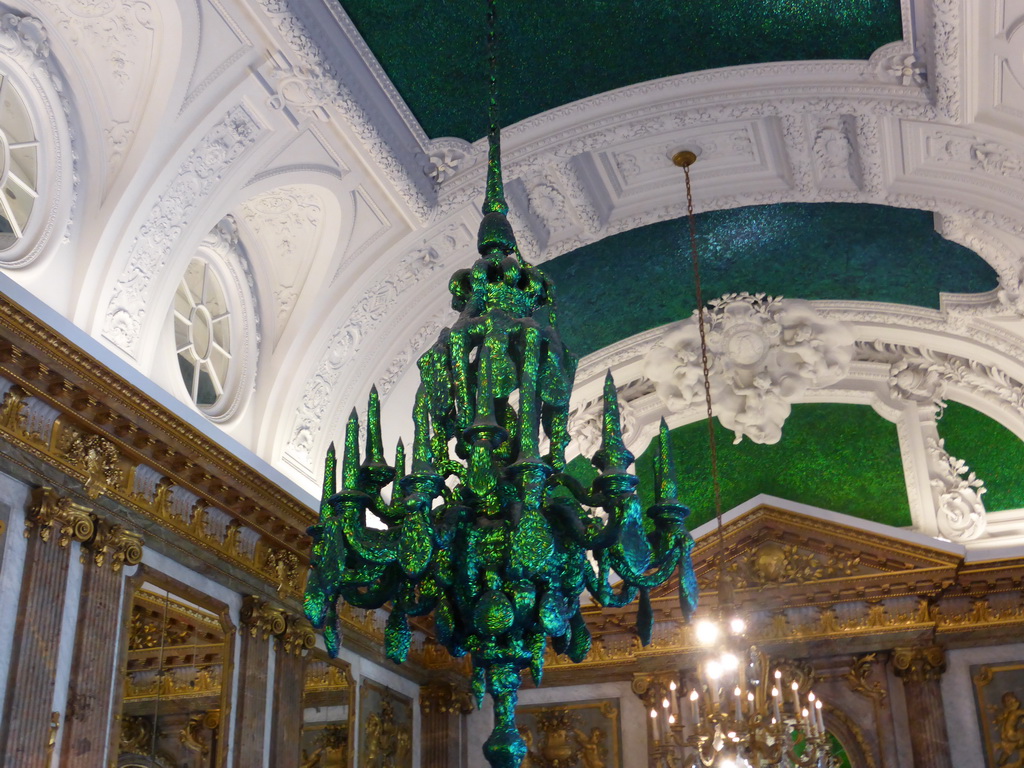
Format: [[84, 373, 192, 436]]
[[647, 609, 832, 768], [304, 4, 698, 768]]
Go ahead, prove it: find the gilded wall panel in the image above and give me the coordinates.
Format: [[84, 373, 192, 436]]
[[973, 661, 1024, 768], [358, 680, 412, 768], [515, 698, 621, 768]]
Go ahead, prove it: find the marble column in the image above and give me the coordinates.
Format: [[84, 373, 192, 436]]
[[270, 615, 315, 768], [892, 645, 953, 768], [1, 488, 95, 768], [421, 681, 472, 768], [59, 520, 143, 767], [233, 597, 286, 768]]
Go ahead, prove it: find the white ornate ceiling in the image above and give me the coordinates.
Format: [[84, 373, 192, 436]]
[[3, 0, 1024, 549]]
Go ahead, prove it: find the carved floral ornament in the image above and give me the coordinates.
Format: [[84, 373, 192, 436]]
[[644, 293, 854, 444]]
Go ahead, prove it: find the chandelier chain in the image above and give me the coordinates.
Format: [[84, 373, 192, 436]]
[[683, 163, 726, 588]]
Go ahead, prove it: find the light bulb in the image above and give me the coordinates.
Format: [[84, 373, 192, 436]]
[[802, 708, 809, 719], [791, 681, 799, 691], [670, 680, 677, 691], [695, 619, 720, 645], [706, 660, 723, 679], [730, 616, 746, 634], [663, 698, 670, 709], [747, 692, 754, 702], [774, 669, 782, 679], [771, 687, 779, 697], [669, 714, 676, 724], [650, 708, 658, 719], [727, 731, 737, 739], [733, 687, 741, 697], [690, 689, 699, 702], [721, 652, 739, 671], [808, 692, 816, 702], [816, 700, 823, 710]]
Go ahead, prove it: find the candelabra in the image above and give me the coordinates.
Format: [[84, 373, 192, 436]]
[[647, 611, 833, 768]]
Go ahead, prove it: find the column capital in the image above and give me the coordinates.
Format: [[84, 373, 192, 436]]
[[892, 645, 946, 683], [279, 614, 316, 656], [85, 520, 143, 571], [240, 596, 287, 640], [25, 487, 94, 547], [420, 681, 473, 716]]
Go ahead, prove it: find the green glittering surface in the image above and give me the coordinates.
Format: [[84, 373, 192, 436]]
[[544, 204, 998, 357], [306, 115, 696, 768], [938, 402, 1024, 512], [569, 403, 912, 529], [340, 0, 903, 140]]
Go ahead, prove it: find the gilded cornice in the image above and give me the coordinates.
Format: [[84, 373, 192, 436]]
[[0, 293, 311, 598]]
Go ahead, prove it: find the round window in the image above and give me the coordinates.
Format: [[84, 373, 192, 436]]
[[0, 74, 38, 250], [173, 260, 232, 409]]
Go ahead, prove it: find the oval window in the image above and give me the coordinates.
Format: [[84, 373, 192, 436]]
[[174, 259, 232, 409]]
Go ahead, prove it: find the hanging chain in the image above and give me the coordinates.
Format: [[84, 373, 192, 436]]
[[487, 0, 498, 140], [681, 160, 727, 596]]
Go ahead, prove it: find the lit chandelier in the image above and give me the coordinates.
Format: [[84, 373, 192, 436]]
[[642, 152, 834, 768], [303, 3, 698, 768], [650, 615, 832, 767]]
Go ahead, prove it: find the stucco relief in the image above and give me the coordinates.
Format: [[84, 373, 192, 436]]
[[257, 0, 429, 220], [645, 293, 854, 445], [285, 226, 472, 466], [238, 184, 324, 343], [103, 105, 260, 355], [34, 0, 156, 180], [927, 437, 987, 541]]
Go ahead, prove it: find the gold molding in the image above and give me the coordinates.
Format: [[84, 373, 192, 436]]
[[0, 295, 313, 598], [280, 615, 316, 656]]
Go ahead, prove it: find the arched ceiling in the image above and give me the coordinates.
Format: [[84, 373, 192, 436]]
[[6, 0, 1024, 553], [342, 0, 904, 140]]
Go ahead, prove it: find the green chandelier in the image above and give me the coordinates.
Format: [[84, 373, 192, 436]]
[[304, 5, 698, 766]]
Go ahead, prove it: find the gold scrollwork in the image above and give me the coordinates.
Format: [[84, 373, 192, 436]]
[[845, 653, 887, 701], [240, 596, 287, 639], [180, 709, 221, 756], [280, 615, 316, 656], [25, 487, 94, 547], [86, 520, 144, 571]]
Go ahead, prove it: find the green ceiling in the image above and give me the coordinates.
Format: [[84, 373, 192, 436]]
[[543, 203, 999, 357], [939, 402, 1024, 512], [340, 0, 903, 140], [568, 402, 912, 529]]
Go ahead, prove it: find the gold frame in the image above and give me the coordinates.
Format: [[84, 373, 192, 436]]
[[112, 564, 236, 768], [303, 650, 355, 768]]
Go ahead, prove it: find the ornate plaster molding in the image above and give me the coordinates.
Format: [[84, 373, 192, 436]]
[[103, 105, 262, 356], [645, 294, 855, 445], [256, 0, 430, 219]]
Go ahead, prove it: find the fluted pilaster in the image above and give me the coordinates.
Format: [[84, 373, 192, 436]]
[[270, 615, 315, 768], [893, 645, 952, 768], [233, 596, 287, 768], [421, 681, 473, 768], [1, 488, 94, 768]]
